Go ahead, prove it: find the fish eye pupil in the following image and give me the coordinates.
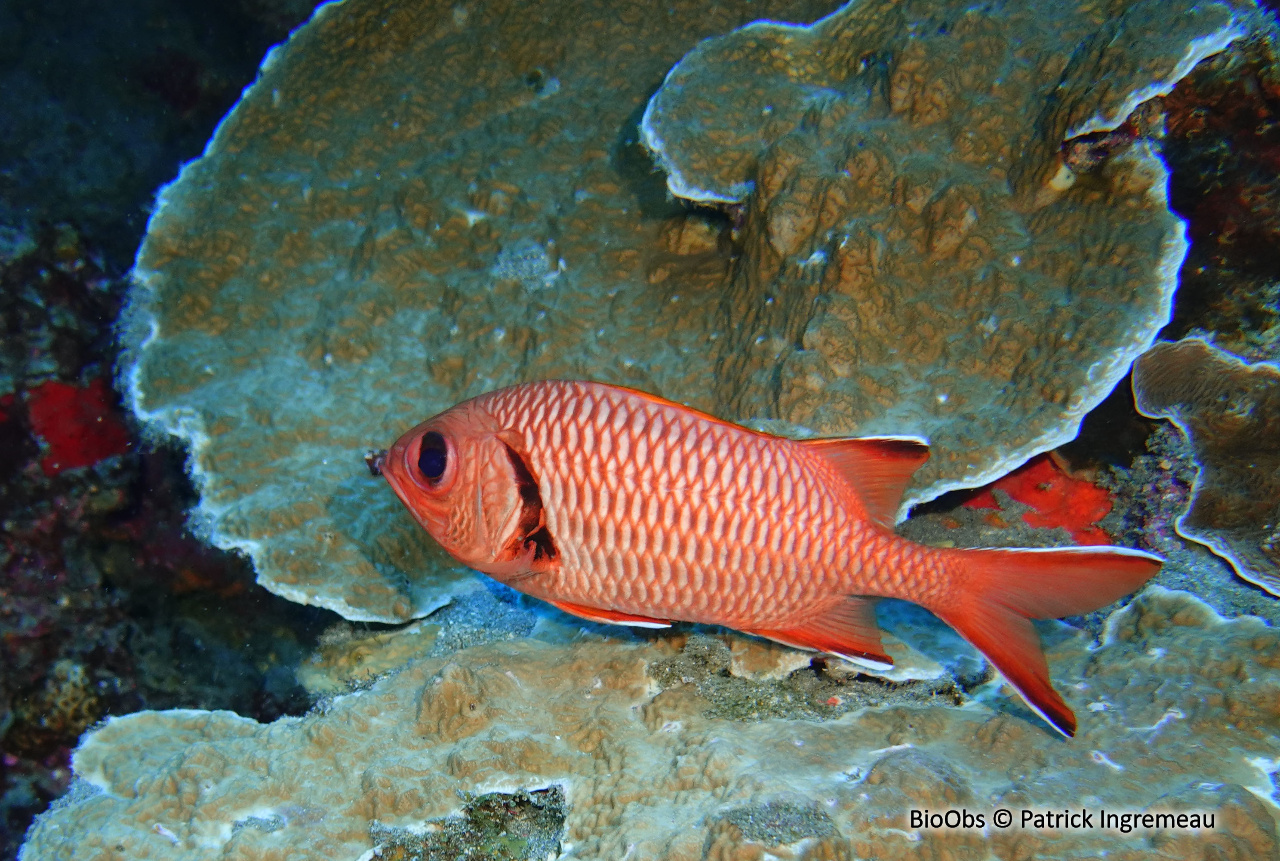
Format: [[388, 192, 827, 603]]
[[418, 432, 447, 483]]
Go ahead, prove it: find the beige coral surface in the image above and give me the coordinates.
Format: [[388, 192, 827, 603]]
[[1133, 337, 1280, 596], [641, 0, 1254, 509], [20, 589, 1280, 860]]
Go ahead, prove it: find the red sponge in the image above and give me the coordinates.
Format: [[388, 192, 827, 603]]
[[27, 379, 131, 475], [962, 454, 1114, 545]]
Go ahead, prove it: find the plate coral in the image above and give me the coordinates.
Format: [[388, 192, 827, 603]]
[[20, 590, 1280, 860], [641, 0, 1250, 509], [122, 0, 1253, 621]]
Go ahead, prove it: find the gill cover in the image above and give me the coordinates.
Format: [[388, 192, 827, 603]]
[[383, 405, 557, 581]]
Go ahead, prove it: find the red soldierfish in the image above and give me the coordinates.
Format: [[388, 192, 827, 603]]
[[382, 380, 1160, 737]]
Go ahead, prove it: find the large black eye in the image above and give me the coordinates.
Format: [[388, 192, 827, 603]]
[[417, 431, 448, 484]]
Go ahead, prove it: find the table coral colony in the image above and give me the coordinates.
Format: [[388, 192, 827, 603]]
[[117, 0, 1253, 625], [639, 0, 1248, 505], [18, 592, 1280, 859]]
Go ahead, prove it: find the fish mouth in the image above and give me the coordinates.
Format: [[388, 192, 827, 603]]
[[380, 435, 414, 500], [364, 449, 387, 476]]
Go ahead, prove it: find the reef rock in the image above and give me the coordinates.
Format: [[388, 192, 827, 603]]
[[20, 589, 1280, 860], [1133, 337, 1280, 597], [642, 0, 1253, 510]]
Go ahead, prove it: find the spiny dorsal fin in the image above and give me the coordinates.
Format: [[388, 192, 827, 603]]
[[800, 436, 929, 526], [745, 596, 892, 669]]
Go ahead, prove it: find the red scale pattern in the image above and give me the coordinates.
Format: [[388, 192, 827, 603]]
[[483, 381, 902, 628]]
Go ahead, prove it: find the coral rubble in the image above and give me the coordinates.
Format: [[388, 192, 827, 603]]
[[1133, 337, 1280, 596], [641, 0, 1254, 512], [370, 786, 565, 861]]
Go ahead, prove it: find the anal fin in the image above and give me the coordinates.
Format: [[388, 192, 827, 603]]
[[548, 599, 671, 629], [746, 597, 893, 670]]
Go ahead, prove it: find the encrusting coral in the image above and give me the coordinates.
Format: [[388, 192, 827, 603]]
[[19, 589, 1280, 860], [1132, 337, 1280, 596], [295, 620, 440, 695], [641, 0, 1255, 512], [958, 454, 1116, 546], [120, 0, 1255, 622]]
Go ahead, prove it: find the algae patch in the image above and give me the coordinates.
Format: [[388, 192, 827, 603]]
[[717, 800, 839, 842], [369, 786, 565, 861]]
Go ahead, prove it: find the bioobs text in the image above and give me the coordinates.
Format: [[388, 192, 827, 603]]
[[910, 809, 986, 829]]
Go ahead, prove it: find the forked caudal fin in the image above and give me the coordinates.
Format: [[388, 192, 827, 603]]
[[931, 545, 1162, 738]]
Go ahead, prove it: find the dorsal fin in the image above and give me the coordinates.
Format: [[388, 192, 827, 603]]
[[800, 436, 929, 526]]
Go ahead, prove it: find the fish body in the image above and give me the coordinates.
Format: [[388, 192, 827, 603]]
[[383, 380, 1160, 737]]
